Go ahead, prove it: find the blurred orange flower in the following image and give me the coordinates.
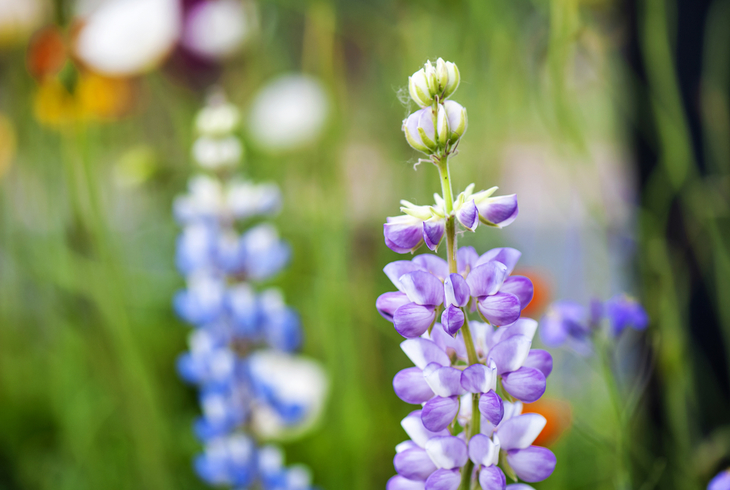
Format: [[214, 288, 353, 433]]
[[522, 398, 572, 447], [26, 24, 136, 127]]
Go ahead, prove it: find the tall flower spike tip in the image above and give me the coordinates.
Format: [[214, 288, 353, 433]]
[[379, 60, 554, 490]]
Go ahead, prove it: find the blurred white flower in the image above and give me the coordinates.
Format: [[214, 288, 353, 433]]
[[248, 350, 328, 440], [0, 0, 46, 47], [183, 0, 252, 60], [74, 0, 181, 76], [247, 74, 329, 152]]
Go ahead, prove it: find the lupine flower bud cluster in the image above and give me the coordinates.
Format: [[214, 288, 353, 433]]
[[378, 60, 556, 490], [403, 59, 467, 155], [540, 293, 649, 354], [174, 94, 326, 490]]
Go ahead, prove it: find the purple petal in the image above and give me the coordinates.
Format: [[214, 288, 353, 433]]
[[468, 434, 499, 467], [479, 465, 507, 490], [401, 411, 450, 447], [487, 335, 532, 375], [399, 271, 445, 307], [538, 309, 569, 347], [444, 273, 470, 307], [491, 319, 538, 344], [466, 262, 509, 298], [397, 440, 421, 453], [476, 248, 522, 274], [377, 292, 412, 322], [522, 350, 553, 378], [423, 363, 466, 397], [499, 276, 534, 310], [385, 217, 425, 253], [429, 324, 467, 359], [496, 413, 547, 450], [424, 469, 460, 490], [457, 246, 479, 275], [709, 470, 730, 490], [421, 396, 460, 432], [412, 255, 449, 281], [441, 305, 465, 335], [394, 303, 437, 338], [478, 293, 521, 326], [476, 194, 519, 228], [479, 390, 504, 425], [506, 447, 556, 482], [401, 338, 450, 369], [424, 436, 468, 469], [456, 200, 479, 231], [423, 218, 445, 252], [385, 261, 422, 291], [387, 475, 427, 490], [501, 367, 546, 403], [394, 447, 438, 481], [394, 367, 435, 404], [461, 364, 496, 394]]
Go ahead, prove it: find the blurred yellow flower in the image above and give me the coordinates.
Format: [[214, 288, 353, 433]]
[[0, 113, 16, 179]]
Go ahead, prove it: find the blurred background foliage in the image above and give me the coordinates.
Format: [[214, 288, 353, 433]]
[[0, 0, 728, 489]]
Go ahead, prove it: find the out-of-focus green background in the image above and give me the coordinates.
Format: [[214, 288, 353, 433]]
[[0, 0, 729, 489]]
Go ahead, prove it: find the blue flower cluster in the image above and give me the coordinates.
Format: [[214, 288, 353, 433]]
[[174, 95, 326, 490]]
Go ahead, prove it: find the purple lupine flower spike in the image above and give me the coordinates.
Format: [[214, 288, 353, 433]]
[[709, 469, 730, 490], [379, 59, 556, 490]]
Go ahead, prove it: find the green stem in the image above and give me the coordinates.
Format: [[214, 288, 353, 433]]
[[436, 153, 479, 490], [600, 341, 630, 490]]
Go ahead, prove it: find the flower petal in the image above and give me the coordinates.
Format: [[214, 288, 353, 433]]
[[499, 276, 534, 310], [444, 273, 470, 307], [399, 271, 445, 307], [394, 303, 437, 338], [377, 292, 411, 322], [478, 293, 521, 326], [424, 469, 460, 490], [466, 262, 508, 298], [479, 465, 507, 490], [476, 194, 519, 228], [456, 199, 479, 231], [501, 367, 546, 403], [423, 218, 446, 252], [506, 447, 556, 483], [496, 413, 547, 451], [522, 350, 553, 378], [487, 335, 532, 375], [401, 338, 450, 369], [394, 447, 438, 481], [441, 305, 465, 335], [421, 396, 460, 432], [429, 324, 467, 360], [387, 475, 427, 490], [457, 246, 479, 275], [412, 255, 450, 280], [475, 248, 522, 274], [424, 436, 468, 469], [467, 433, 497, 466], [385, 261, 423, 291], [423, 363, 466, 397], [385, 216, 425, 253], [461, 364, 496, 394], [491, 318, 538, 345], [401, 410, 450, 447], [479, 390, 504, 425], [394, 367, 435, 404]]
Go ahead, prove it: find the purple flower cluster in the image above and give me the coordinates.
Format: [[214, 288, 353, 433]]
[[377, 59, 556, 490], [174, 95, 326, 490], [540, 294, 649, 354], [709, 469, 730, 490]]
